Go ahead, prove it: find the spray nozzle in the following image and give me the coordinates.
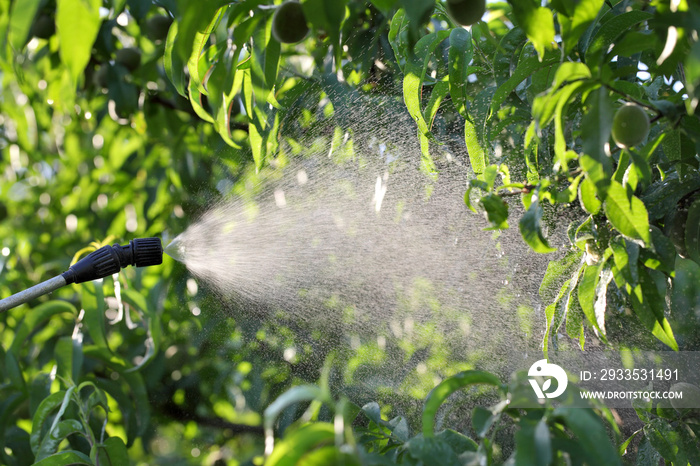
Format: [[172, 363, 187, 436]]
[[62, 238, 163, 285]]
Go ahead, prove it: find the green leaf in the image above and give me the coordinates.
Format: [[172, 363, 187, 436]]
[[519, 200, 556, 253], [435, 429, 478, 453], [609, 30, 657, 59], [264, 385, 326, 433], [406, 437, 461, 466], [685, 198, 700, 264], [301, 0, 348, 66], [90, 378, 134, 446], [676, 423, 700, 466], [580, 88, 613, 198], [360, 402, 384, 426], [584, 10, 653, 67], [543, 279, 570, 356], [577, 261, 608, 338], [490, 48, 559, 114], [55, 335, 81, 387], [557, 0, 604, 54], [552, 84, 585, 171], [121, 288, 160, 371], [552, 407, 622, 466], [423, 81, 449, 131], [532, 62, 591, 126], [188, 77, 215, 124], [5, 348, 25, 390], [508, 2, 555, 60], [186, 7, 223, 95], [661, 128, 681, 165], [370, 0, 399, 13], [403, 30, 451, 138], [120, 372, 150, 438], [30, 373, 53, 419], [266, 423, 335, 466], [82, 280, 108, 350], [164, 21, 187, 96], [0, 394, 27, 462], [9, 301, 77, 375], [32, 450, 93, 466], [640, 226, 676, 273], [81, 348, 150, 442], [475, 404, 508, 443], [539, 250, 582, 301], [398, 0, 434, 48], [603, 181, 651, 246], [173, 0, 229, 65], [641, 171, 700, 221], [610, 237, 638, 287], [8, 0, 42, 51], [480, 194, 508, 230], [264, 33, 281, 93], [295, 446, 357, 465], [250, 15, 277, 106], [515, 418, 552, 466], [30, 391, 69, 455], [4, 425, 33, 465], [618, 429, 641, 457], [388, 8, 408, 68], [627, 148, 652, 191], [422, 370, 501, 438], [57, 0, 102, 84], [465, 118, 487, 176], [686, 40, 700, 114], [578, 177, 601, 215], [95, 437, 129, 466], [494, 27, 527, 86], [36, 419, 83, 461], [636, 435, 662, 465], [673, 256, 700, 318], [106, 65, 139, 117], [448, 28, 472, 118], [644, 419, 678, 462], [387, 416, 409, 442], [464, 186, 478, 213], [565, 269, 585, 349], [629, 268, 678, 351]]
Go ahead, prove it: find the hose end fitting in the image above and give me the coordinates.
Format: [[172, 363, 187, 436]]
[[62, 237, 163, 285]]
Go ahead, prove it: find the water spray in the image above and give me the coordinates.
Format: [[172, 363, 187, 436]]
[[0, 238, 163, 313]]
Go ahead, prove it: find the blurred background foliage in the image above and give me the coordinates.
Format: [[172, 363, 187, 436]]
[[0, 0, 699, 464]]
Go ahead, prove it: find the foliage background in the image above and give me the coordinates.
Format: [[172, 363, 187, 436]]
[[0, 0, 699, 464]]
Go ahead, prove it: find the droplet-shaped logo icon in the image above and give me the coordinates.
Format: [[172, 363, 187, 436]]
[[528, 359, 568, 399]]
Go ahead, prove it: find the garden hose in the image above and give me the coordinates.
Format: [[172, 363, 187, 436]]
[[0, 238, 163, 313]]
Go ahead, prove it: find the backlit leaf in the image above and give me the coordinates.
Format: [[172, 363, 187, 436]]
[[603, 181, 651, 246], [57, 0, 102, 84], [519, 200, 556, 253], [422, 370, 501, 438]]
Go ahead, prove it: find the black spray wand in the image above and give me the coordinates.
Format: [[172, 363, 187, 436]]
[[0, 238, 163, 313]]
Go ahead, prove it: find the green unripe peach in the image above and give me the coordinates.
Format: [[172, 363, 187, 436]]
[[272, 1, 309, 44], [612, 103, 650, 149], [115, 47, 141, 72], [32, 14, 55, 39], [145, 15, 172, 42], [446, 0, 486, 27], [93, 65, 110, 89]]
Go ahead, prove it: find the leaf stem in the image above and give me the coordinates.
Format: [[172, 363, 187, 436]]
[[600, 82, 661, 116]]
